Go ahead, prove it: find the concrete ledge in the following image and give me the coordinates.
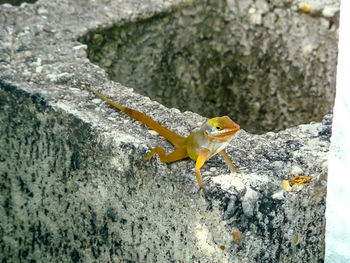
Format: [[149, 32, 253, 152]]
[[0, 0, 337, 262]]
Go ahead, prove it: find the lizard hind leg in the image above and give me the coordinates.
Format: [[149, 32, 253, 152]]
[[143, 146, 188, 163], [143, 147, 166, 161]]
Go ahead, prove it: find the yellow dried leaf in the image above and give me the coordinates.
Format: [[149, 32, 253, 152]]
[[290, 176, 312, 187]]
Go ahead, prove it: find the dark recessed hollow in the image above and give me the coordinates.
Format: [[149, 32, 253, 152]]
[[79, 1, 337, 134], [0, 0, 36, 5]]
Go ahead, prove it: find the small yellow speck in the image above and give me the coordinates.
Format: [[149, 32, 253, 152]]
[[299, 3, 311, 14], [232, 227, 242, 244], [294, 234, 299, 244]]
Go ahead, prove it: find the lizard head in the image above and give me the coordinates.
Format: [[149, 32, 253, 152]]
[[204, 116, 240, 141]]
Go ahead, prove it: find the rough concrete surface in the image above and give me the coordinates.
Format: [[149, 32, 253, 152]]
[[0, 0, 338, 262]]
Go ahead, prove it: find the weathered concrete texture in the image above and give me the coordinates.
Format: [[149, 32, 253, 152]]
[[0, 0, 336, 262], [0, 80, 331, 262], [81, 0, 339, 134]]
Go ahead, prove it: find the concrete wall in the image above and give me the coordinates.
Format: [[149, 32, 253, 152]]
[[0, 0, 338, 262]]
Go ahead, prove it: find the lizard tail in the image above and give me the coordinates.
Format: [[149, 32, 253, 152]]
[[84, 86, 187, 146]]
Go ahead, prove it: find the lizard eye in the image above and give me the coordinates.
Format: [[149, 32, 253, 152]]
[[215, 126, 221, 130]]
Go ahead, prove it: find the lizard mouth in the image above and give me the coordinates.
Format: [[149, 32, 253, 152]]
[[219, 127, 240, 137], [206, 126, 240, 139]]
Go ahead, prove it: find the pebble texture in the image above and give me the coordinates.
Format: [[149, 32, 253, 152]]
[[0, 0, 337, 262]]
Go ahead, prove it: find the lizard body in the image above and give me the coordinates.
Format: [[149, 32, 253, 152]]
[[85, 87, 240, 188]]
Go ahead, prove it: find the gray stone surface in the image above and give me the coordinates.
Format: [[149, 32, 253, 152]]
[[0, 0, 337, 262]]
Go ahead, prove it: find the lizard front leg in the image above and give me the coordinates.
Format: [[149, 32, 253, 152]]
[[218, 149, 237, 172], [194, 150, 211, 189]]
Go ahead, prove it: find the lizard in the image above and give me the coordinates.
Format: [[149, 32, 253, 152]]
[[84, 86, 240, 189]]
